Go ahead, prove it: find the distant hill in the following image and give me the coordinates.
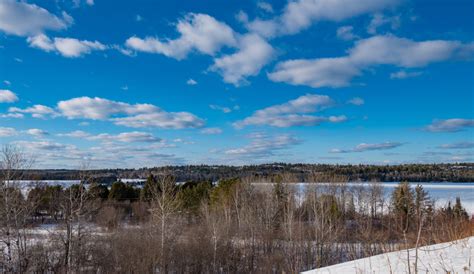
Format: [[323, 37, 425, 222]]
[[17, 163, 474, 183]]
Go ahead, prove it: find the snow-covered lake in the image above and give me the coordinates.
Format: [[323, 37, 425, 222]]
[[253, 182, 474, 214]]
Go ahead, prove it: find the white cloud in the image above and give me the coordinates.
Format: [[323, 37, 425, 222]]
[[210, 34, 275, 86], [57, 96, 205, 129], [28, 34, 107, 58], [86, 0, 94, 6], [0, 0, 72, 36], [425, 119, 474, 133], [234, 94, 346, 128], [225, 134, 300, 159], [439, 141, 474, 149], [348, 97, 364, 105], [269, 35, 474, 88], [136, 15, 143, 22], [209, 104, 233, 113], [269, 57, 359, 88], [0, 89, 18, 103], [26, 128, 48, 137], [390, 70, 423, 79], [246, 0, 399, 38], [367, 13, 400, 34], [331, 142, 403, 153], [125, 13, 237, 59], [336, 25, 358, 41], [58, 130, 91, 138], [186, 79, 197, 85], [200, 127, 223, 135], [3, 80, 11, 86], [0, 127, 17, 137], [257, 2, 274, 13], [8, 104, 58, 118], [88, 132, 162, 143]]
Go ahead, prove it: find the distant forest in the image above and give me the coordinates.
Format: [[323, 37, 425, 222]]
[[21, 163, 474, 183]]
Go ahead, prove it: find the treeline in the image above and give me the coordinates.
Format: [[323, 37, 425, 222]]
[[1, 173, 472, 273], [22, 163, 474, 183]]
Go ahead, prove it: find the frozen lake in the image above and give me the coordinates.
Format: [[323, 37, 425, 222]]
[[253, 182, 474, 214]]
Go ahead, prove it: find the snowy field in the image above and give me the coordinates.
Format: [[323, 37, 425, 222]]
[[303, 236, 474, 273]]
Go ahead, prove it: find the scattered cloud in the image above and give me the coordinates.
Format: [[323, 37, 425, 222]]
[[125, 13, 237, 59], [225, 133, 300, 159], [269, 35, 474, 88], [245, 0, 399, 38], [88, 131, 162, 143], [0, 89, 18, 103], [28, 34, 107, 58], [209, 104, 238, 113], [331, 142, 403, 153], [234, 94, 346, 128], [200, 127, 223, 134], [210, 33, 274, 86], [337, 26, 358, 41], [0, 0, 73, 36], [57, 96, 205, 129], [367, 13, 400, 34], [186, 79, 197, 85], [26, 128, 49, 137], [136, 15, 143, 22], [438, 141, 474, 149], [390, 70, 423, 79], [58, 130, 91, 138], [425, 119, 474, 132], [0, 127, 17, 137], [257, 1, 274, 13], [348, 97, 364, 105], [3, 80, 11, 86], [8, 104, 58, 118]]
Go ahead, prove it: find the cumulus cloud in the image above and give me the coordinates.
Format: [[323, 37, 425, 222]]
[[186, 79, 197, 85], [28, 34, 107, 58], [234, 94, 346, 128], [246, 0, 399, 38], [26, 128, 48, 137], [0, 0, 72, 36], [210, 34, 274, 86], [200, 127, 223, 135], [0, 127, 17, 137], [269, 57, 359, 88], [225, 133, 300, 159], [331, 142, 403, 153], [257, 2, 274, 13], [58, 130, 91, 138], [88, 132, 162, 143], [336, 25, 358, 41], [367, 13, 400, 34], [8, 104, 58, 119], [439, 141, 474, 149], [425, 119, 474, 132], [125, 13, 237, 59], [269, 35, 474, 88], [390, 70, 423, 79], [0, 89, 18, 103], [57, 96, 205, 129], [348, 97, 364, 105]]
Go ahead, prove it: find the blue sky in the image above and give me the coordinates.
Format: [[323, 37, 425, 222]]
[[0, 0, 473, 168]]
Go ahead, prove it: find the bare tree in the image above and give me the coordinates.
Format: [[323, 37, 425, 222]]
[[0, 145, 34, 272]]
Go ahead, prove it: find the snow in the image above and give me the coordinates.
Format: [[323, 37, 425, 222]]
[[303, 237, 474, 274]]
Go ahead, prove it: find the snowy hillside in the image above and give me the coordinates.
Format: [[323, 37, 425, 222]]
[[303, 237, 474, 274]]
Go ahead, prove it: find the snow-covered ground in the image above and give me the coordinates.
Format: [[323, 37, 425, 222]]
[[303, 237, 474, 274]]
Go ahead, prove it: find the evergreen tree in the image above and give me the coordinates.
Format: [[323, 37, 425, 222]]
[[391, 181, 415, 231]]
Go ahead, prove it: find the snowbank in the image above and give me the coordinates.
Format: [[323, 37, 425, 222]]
[[303, 237, 474, 273]]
